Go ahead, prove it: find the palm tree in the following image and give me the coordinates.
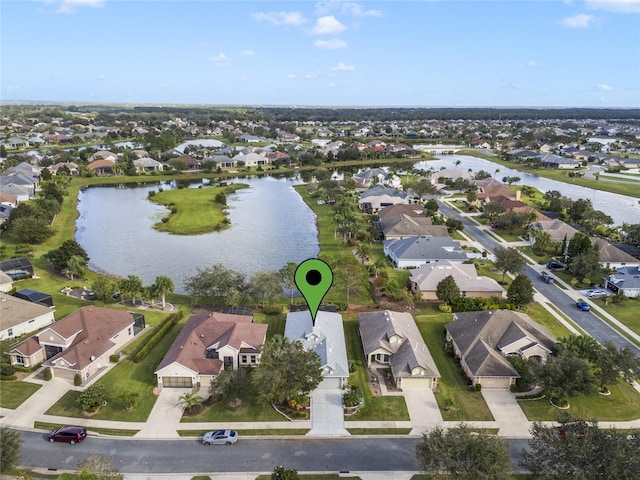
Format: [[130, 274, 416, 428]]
[[355, 243, 370, 264], [176, 392, 203, 414], [494, 168, 500, 178], [153, 275, 174, 310]]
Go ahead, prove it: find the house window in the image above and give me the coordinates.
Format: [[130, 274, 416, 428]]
[[205, 349, 219, 359], [241, 355, 248, 364], [128, 327, 132, 336], [223, 356, 233, 368], [7, 328, 13, 337], [251, 355, 257, 364], [15, 355, 25, 365]]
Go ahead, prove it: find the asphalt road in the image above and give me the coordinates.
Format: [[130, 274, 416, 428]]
[[18, 431, 530, 474], [438, 200, 640, 355]]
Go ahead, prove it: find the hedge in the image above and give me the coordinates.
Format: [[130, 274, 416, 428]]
[[131, 310, 183, 363], [0, 375, 17, 381]]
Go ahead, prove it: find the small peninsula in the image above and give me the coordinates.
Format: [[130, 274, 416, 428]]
[[149, 183, 248, 235]]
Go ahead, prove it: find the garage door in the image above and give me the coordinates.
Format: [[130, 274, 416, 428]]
[[400, 377, 433, 390], [162, 376, 193, 388], [317, 377, 342, 389], [477, 377, 511, 389]]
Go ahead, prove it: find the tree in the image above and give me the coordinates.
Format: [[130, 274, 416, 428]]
[[507, 274, 534, 308], [0, 427, 22, 473], [556, 334, 600, 362], [153, 275, 174, 309], [209, 367, 248, 404], [75, 453, 124, 480], [531, 229, 551, 255], [7, 216, 54, 244], [533, 355, 595, 406], [271, 466, 300, 480], [248, 270, 283, 308], [117, 275, 143, 305], [183, 263, 246, 305], [436, 275, 461, 306], [425, 198, 439, 212], [176, 392, 204, 414], [482, 201, 506, 222], [568, 243, 601, 283], [252, 335, 322, 405], [493, 246, 525, 283], [415, 424, 512, 479], [355, 242, 370, 264], [278, 262, 298, 305], [91, 276, 117, 303], [522, 416, 640, 479], [76, 383, 109, 413], [594, 341, 640, 392], [332, 253, 364, 306], [47, 239, 90, 272], [64, 255, 87, 281]]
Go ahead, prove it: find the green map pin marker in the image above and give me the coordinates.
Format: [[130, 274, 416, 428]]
[[295, 258, 333, 323]]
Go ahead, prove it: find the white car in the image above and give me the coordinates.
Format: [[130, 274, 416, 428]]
[[202, 430, 238, 446], [586, 289, 608, 298]]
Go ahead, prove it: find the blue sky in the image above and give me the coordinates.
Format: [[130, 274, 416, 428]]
[[2, 0, 639, 107]]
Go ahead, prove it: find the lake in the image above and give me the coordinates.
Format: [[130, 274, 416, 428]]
[[75, 175, 319, 293]]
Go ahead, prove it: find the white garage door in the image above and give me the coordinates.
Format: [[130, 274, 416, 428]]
[[478, 377, 511, 389], [400, 377, 433, 390], [317, 377, 342, 389]]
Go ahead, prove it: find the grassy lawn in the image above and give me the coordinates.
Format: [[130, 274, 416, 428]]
[[45, 321, 184, 422], [343, 319, 410, 421], [149, 183, 248, 234], [519, 378, 640, 421], [596, 298, 640, 336], [473, 259, 511, 286], [347, 428, 412, 435], [0, 381, 42, 409], [524, 302, 572, 339], [413, 306, 494, 421], [490, 228, 528, 243], [34, 421, 139, 437]]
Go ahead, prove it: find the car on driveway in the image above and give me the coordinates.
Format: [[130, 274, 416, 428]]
[[576, 301, 590, 312], [202, 430, 238, 446], [547, 261, 566, 270], [586, 289, 608, 298], [47, 426, 87, 444]]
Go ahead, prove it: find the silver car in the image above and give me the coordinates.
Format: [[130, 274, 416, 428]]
[[586, 289, 608, 298], [202, 430, 238, 446]]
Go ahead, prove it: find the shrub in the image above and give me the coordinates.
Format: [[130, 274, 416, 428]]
[[109, 354, 120, 363], [438, 304, 452, 313], [117, 391, 139, 411], [475, 383, 482, 392], [43, 367, 52, 381], [0, 375, 17, 381], [131, 311, 183, 363], [0, 364, 16, 376], [74, 373, 82, 386], [77, 383, 109, 412], [263, 305, 283, 315]]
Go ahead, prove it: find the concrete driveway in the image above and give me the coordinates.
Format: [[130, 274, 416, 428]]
[[402, 385, 443, 435], [481, 389, 530, 437], [307, 387, 349, 436], [136, 388, 194, 439]]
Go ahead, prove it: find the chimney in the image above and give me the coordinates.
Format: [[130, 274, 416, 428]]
[[515, 190, 521, 201]]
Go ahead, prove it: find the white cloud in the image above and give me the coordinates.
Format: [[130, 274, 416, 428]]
[[287, 74, 298, 79], [209, 53, 228, 62], [55, 0, 105, 14], [597, 83, 614, 91], [241, 50, 255, 56], [304, 73, 319, 79], [314, 38, 348, 49], [332, 62, 355, 71], [250, 11, 306, 26], [562, 13, 595, 28], [311, 15, 347, 34], [527, 60, 539, 67], [97, 73, 106, 80], [315, 1, 382, 17], [328, 82, 337, 87], [586, 0, 640, 13]]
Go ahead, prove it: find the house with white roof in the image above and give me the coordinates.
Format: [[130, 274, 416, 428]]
[[409, 261, 504, 300], [384, 235, 467, 268]]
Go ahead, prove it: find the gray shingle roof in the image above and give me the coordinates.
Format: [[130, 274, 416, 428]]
[[384, 236, 466, 262]]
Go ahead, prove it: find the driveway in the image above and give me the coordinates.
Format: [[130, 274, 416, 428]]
[[402, 385, 443, 435], [136, 388, 193, 439], [307, 387, 349, 436], [481, 389, 530, 437]]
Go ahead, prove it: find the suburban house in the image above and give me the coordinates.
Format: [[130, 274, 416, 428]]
[[384, 235, 467, 268], [358, 310, 440, 390], [473, 180, 519, 206], [202, 155, 236, 168], [409, 261, 504, 300], [87, 159, 115, 175], [540, 153, 581, 169], [358, 186, 408, 214], [353, 168, 401, 190], [232, 151, 271, 166], [528, 219, 579, 243], [133, 157, 164, 173], [48, 162, 80, 175], [591, 238, 639, 269], [9, 306, 144, 382], [284, 310, 349, 389], [155, 311, 267, 389], [487, 195, 547, 220], [0, 292, 55, 341], [604, 266, 640, 298], [379, 213, 448, 240], [445, 310, 556, 389], [377, 204, 425, 220]]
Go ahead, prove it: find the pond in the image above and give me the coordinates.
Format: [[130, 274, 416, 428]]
[[414, 154, 640, 226], [75, 175, 319, 293]]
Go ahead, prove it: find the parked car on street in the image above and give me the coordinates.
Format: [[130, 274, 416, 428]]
[[540, 272, 554, 284], [576, 301, 590, 312], [47, 426, 87, 444], [202, 430, 238, 445], [586, 289, 608, 298], [547, 261, 566, 270]]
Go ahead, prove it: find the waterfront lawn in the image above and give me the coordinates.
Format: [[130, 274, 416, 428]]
[[343, 318, 410, 421], [524, 302, 572, 339], [0, 381, 42, 409], [149, 183, 248, 234], [519, 378, 640, 421], [45, 322, 184, 422], [413, 305, 494, 421]]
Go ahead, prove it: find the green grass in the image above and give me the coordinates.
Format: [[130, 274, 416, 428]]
[[490, 227, 528, 243], [177, 428, 310, 437], [45, 320, 184, 421], [596, 298, 640, 336], [0, 381, 42, 409], [413, 306, 494, 421], [343, 319, 410, 421], [519, 378, 640, 421], [524, 302, 572, 339], [346, 428, 412, 435], [149, 183, 248, 234], [34, 421, 139, 437]]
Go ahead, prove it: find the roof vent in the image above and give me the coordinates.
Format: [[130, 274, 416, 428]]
[[90, 355, 96, 361]]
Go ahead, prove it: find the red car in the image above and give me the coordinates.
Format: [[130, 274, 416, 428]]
[[48, 426, 87, 444]]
